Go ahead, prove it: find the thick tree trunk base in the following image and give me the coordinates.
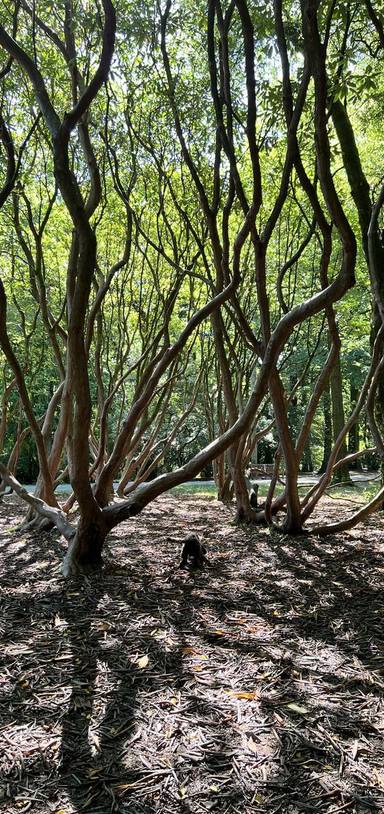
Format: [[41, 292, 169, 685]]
[[62, 521, 106, 577], [281, 519, 304, 535]]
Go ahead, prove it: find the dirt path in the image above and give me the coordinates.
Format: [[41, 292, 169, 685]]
[[1, 493, 384, 813]]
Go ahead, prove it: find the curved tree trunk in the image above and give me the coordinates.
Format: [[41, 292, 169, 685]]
[[332, 99, 384, 475], [269, 369, 302, 533]]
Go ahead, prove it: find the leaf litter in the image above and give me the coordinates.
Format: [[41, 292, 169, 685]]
[[0, 493, 384, 812]]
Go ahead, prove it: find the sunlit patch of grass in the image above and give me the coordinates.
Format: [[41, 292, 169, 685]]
[[171, 481, 287, 499], [171, 477, 383, 508], [325, 480, 381, 504], [171, 482, 217, 497], [257, 482, 285, 498]]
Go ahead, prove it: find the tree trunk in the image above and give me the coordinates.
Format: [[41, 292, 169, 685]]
[[330, 355, 351, 483], [269, 369, 302, 532], [218, 472, 233, 504], [318, 386, 332, 474], [348, 381, 362, 469], [62, 517, 107, 577], [301, 438, 313, 473], [232, 469, 254, 522], [375, 359, 384, 487], [332, 100, 384, 474]]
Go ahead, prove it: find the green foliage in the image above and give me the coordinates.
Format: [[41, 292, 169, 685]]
[[0, 0, 382, 491]]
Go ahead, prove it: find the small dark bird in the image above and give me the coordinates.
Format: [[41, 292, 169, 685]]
[[179, 535, 208, 569]]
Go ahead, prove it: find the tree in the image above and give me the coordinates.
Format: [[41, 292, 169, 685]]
[[4, 0, 384, 574]]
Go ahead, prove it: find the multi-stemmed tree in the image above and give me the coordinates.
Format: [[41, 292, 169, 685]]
[[0, 0, 383, 574]]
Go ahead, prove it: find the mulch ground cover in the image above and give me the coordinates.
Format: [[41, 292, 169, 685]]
[[1, 492, 384, 814]]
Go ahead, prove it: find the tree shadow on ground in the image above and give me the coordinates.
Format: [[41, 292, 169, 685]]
[[1, 494, 384, 813]]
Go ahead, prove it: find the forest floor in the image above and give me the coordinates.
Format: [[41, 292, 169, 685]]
[[1, 493, 384, 814]]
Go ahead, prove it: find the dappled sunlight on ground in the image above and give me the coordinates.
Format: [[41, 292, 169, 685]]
[[1, 494, 384, 813]]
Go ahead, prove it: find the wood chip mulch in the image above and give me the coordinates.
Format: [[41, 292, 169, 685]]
[[1, 492, 384, 814]]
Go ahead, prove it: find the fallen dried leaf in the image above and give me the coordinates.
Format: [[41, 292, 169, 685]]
[[137, 655, 149, 669], [285, 702, 309, 714]]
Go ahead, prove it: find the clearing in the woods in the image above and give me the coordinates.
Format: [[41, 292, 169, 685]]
[[1, 493, 384, 814]]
